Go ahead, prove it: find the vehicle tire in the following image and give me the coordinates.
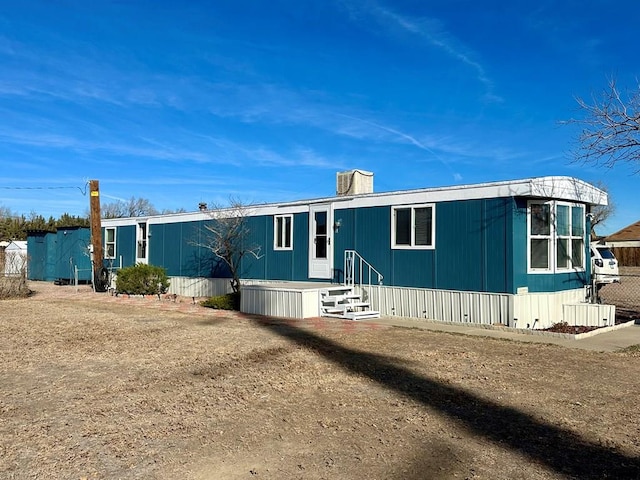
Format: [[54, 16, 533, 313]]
[[94, 267, 109, 292]]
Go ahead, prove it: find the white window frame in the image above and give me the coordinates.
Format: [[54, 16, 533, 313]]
[[527, 200, 585, 274], [391, 203, 436, 250], [274, 214, 293, 251], [104, 227, 117, 259]]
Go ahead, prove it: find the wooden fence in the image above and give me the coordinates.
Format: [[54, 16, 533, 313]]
[[611, 247, 640, 267]]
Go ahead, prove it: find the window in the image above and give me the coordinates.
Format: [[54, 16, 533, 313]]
[[530, 203, 551, 269], [274, 214, 293, 250], [528, 201, 585, 273], [105, 227, 116, 259], [392, 204, 435, 249]]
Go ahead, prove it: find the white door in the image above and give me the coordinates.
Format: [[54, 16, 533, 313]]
[[308, 204, 333, 279], [136, 221, 148, 264]]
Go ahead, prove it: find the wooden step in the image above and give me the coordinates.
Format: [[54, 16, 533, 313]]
[[322, 294, 361, 303], [319, 285, 379, 320], [344, 310, 380, 320], [342, 301, 370, 309]]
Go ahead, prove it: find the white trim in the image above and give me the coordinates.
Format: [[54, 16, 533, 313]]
[[391, 203, 436, 250], [102, 176, 607, 228], [104, 227, 117, 259], [273, 214, 294, 251]]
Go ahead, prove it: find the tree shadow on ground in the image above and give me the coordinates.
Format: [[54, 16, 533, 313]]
[[249, 316, 640, 479]]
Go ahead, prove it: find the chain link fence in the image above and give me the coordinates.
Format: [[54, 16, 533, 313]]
[[598, 267, 640, 322]]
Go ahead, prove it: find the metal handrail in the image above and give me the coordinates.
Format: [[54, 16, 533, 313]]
[[344, 250, 383, 289]]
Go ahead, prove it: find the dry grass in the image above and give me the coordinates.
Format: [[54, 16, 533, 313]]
[[2, 282, 640, 479]]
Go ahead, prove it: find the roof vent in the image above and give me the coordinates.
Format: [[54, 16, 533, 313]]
[[336, 169, 374, 196]]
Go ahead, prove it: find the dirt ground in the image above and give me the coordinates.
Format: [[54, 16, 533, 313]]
[[2, 283, 640, 480]]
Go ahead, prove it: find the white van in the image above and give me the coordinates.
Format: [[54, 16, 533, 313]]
[[590, 245, 620, 284]]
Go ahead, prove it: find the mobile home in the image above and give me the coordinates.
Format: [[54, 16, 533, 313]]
[[102, 173, 610, 328]]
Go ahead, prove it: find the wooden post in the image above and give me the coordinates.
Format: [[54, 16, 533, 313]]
[[89, 180, 103, 275]]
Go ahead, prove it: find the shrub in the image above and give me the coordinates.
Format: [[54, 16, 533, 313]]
[[0, 273, 30, 299], [115, 263, 170, 296], [201, 292, 240, 310]]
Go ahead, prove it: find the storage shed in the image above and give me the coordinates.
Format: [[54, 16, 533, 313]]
[[3, 240, 28, 276], [27, 227, 92, 283]]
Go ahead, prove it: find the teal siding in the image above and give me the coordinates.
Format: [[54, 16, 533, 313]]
[[486, 198, 513, 293], [511, 198, 589, 293], [55, 227, 91, 281], [147, 221, 228, 277], [334, 206, 393, 284], [107, 225, 136, 269], [435, 200, 485, 291], [334, 199, 512, 293], [525, 272, 589, 292], [242, 213, 309, 281], [28, 228, 91, 282], [511, 198, 529, 291], [102, 194, 591, 295], [333, 208, 355, 283], [291, 212, 309, 281], [242, 216, 267, 279], [27, 233, 49, 281]]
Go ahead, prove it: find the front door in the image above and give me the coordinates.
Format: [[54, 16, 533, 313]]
[[136, 221, 148, 264], [308, 204, 333, 279]]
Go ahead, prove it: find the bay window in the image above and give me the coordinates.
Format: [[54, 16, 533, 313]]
[[528, 201, 585, 272]]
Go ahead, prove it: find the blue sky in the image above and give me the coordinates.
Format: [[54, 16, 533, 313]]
[[0, 1, 638, 234]]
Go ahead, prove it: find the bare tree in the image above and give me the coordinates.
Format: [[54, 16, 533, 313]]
[[199, 199, 262, 294], [0, 206, 14, 219], [589, 181, 615, 238], [161, 207, 187, 215], [567, 78, 640, 172], [102, 197, 159, 218]]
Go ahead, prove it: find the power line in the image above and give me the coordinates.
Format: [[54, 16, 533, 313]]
[[0, 184, 88, 195]]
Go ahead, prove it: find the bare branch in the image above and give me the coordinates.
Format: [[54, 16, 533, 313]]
[[565, 78, 640, 173], [588, 181, 615, 238], [102, 197, 159, 218], [195, 198, 262, 293]]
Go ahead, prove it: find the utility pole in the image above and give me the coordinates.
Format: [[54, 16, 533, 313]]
[[89, 180, 104, 287]]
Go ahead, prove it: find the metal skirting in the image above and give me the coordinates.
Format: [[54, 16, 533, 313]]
[[168, 276, 232, 298], [357, 285, 512, 326], [241, 285, 319, 318], [170, 276, 605, 328], [562, 303, 616, 327], [513, 289, 585, 329], [362, 285, 596, 328]]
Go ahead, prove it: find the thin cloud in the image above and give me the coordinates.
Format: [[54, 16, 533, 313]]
[[345, 2, 502, 103], [0, 129, 215, 164], [338, 114, 462, 181]]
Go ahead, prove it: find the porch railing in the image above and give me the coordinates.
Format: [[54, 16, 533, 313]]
[[344, 250, 383, 308]]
